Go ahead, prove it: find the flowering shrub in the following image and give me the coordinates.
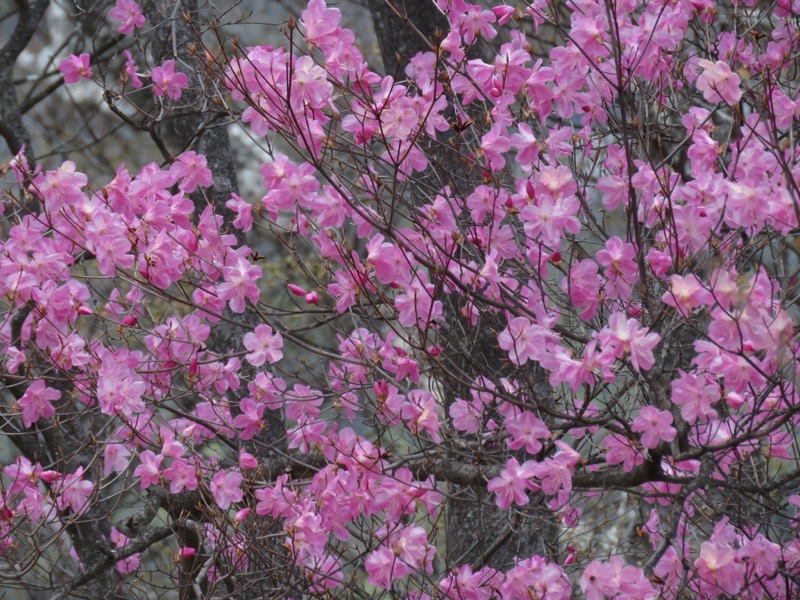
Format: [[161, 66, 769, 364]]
[[2, 0, 800, 597]]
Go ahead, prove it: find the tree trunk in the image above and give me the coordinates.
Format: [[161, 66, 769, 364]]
[[367, 0, 559, 570], [142, 2, 289, 596]]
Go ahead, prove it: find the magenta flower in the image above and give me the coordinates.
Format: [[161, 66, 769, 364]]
[[243, 324, 284, 366], [603, 433, 643, 473], [505, 410, 550, 454], [364, 546, 399, 590], [103, 443, 132, 477], [162, 458, 198, 494], [231, 397, 266, 440], [218, 253, 262, 313], [170, 151, 213, 193], [401, 390, 442, 443], [54, 466, 95, 515], [662, 273, 714, 317], [109, 0, 145, 35], [210, 470, 243, 510], [487, 457, 538, 509], [631, 406, 677, 449], [151, 60, 189, 100], [133, 451, 163, 489], [58, 54, 92, 84], [580, 560, 620, 600], [226, 193, 253, 232], [18, 380, 60, 427]]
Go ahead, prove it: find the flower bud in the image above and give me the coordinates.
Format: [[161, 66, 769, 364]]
[[287, 283, 307, 297], [239, 450, 258, 470]]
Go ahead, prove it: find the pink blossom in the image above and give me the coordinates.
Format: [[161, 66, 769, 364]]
[[530, 441, 581, 495], [492, 5, 516, 26], [671, 370, 720, 424], [595, 236, 639, 300], [631, 406, 676, 449], [103, 443, 132, 477], [170, 151, 213, 193], [327, 269, 357, 312], [519, 194, 581, 247], [4, 457, 41, 495], [285, 384, 323, 422], [598, 312, 660, 372], [218, 252, 262, 312], [162, 458, 198, 494], [18, 380, 60, 427], [505, 410, 550, 454], [694, 540, 745, 596], [401, 390, 441, 443], [140, 230, 186, 289], [487, 457, 538, 509], [123, 50, 143, 88], [365, 545, 403, 590], [210, 470, 244, 510], [226, 193, 253, 232], [151, 60, 189, 100], [58, 54, 92, 84], [239, 450, 259, 470], [243, 324, 284, 366], [453, 4, 497, 45], [54, 466, 94, 515], [367, 235, 411, 286], [603, 433, 643, 472], [480, 125, 511, 170], [289, 56, 333, 112], [696, 59, 743, 105], [448, 398, 482, 433], [133, 451, 163, 489], [738, 533, 781, 577], [662, 273, 714, 317], [300, 0, 346, 51], [110, 527, 141, 574], [581, 560, 620, 600], [231, 398, 266, 440], [562, 259, 601, 320], [109, 0, 145, 35], [497, 317, 557, 366], [394, 276, 442, 328], [32, 160, 88, 212]]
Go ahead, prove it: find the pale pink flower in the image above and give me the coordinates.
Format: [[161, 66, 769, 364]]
[[696, 59, 743, 105], [598, 312, 660, 372], [694, 540, 745, 596]]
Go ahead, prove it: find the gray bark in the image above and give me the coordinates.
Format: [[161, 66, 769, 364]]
[[367, 0, 559, 570], [0, 3, 124, 597], [142, 1, 289, 597]]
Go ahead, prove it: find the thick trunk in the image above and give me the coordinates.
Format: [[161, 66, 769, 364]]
[[367, 0, 559, 570], [143, 2, 289, 596], [0, 2, 121, 596]]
